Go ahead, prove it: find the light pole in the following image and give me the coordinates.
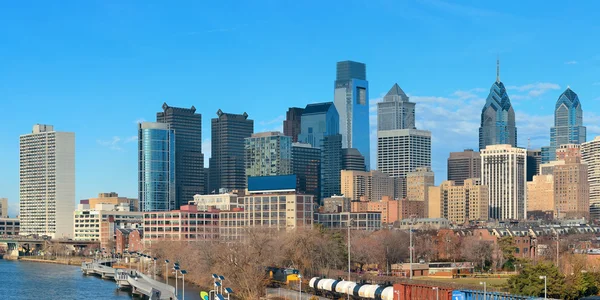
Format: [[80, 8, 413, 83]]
[[180, 270, 187, 300], [153, 257, 157, 280], [347, 218, 354, 300], [174, 264, 180, 296], [219, 275, 225, 295], [480, 281, 486, 298], [298, 274, 302, 300], [225, 287, 234, 300], [165, 260, 169, 286], [539, 275, 547, 299], [432, 287, 439, 300], [409, 215, 416, 280]]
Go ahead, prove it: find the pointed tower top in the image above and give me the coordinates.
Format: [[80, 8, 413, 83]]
[[496, 57, 500, 83]]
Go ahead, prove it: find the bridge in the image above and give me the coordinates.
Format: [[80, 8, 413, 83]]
[[0, 236, 99, 258], [83, 259, 177, 300]]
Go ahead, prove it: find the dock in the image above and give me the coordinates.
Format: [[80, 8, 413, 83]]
[[82, 259, 177, 300]]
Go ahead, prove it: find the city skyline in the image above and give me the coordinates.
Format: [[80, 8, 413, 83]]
[[2, 1, 600, 217]]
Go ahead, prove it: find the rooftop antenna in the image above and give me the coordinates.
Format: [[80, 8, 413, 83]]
[[496, 56, 500, 83]]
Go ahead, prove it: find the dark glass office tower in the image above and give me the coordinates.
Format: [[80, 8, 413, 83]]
[[292, 143, 321, 202], [334, 61, 370, 169], [322, 134, 343, 200], [342, 148, 366, 171], [526, 149, 542, 181], [283, 107, 304, 143], [209, 110, 254, 193], [156, 103, 203, 208], [543, 87, 586, 162], [479, 60, 517, 150]]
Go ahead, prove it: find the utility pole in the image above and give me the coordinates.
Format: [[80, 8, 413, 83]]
[[409, 215, 416, 280]]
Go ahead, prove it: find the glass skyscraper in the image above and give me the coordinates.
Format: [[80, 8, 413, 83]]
[[156, 103, 203, 207], [298, 102, 339, 149], [292, 143, 321, 202], [334, 61, 370, 169], [543, 87, 586, 162], [478, 60, 517, 151], [138, 122, 175, 212], [244, 132, 292, 178], [377, 83, 416, 131]]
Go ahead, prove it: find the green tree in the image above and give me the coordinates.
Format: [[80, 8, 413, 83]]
[[507, 261, 565, 298], [498, 236, 516, 270]]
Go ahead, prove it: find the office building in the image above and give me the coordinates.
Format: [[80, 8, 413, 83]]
[[210, 110, 254, 192], [203, 167, 210, 195], [553, 155, 589, 219], [138, 122, 175, 212], [342, 148, 366, 171], [333, 61, 370, 169], [298, 102, 339, 149], [292, 143, 321, 201], [479, 60, 517, 150], [0, 218, 19, 236], [428, 179, 488, 223], [582, 137, 600, 220], [322, 134, 343, 199], [377, 129, 431, 198], [142, 205, 219, 246], [406, 167, 434, 217], [543, 88, 586, 162], [190, 193, 241, 211], [526, 175, 555, 215], [0, 198, 7, 218], [73, 203, 142, 250], [447, 149, 481, 185], [316, 212, 381, 230], [87, 192, 138, 212], [19, 124, 75, 238], [377, 83, 415, 131], [526, 149, 542, 181], [556, 143, 581, 160], [481, 144, 527, 220], [283, 107, 304, 143], [341, 170, 395, 202], [351, 196, 400, 224], [157, 103, 204, 207], [322, 195, 351, 213], [245, 132, 292, 178]]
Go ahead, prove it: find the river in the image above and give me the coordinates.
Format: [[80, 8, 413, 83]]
[[0, 259, 204, 300]]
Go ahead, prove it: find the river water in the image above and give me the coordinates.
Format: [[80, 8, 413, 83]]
[[0, 259, 203, 300]]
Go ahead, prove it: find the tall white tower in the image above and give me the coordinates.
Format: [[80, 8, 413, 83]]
[[20, 124, 75, 238]]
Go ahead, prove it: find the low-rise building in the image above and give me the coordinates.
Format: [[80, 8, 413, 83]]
[[189, 193, 241, 211], [323, 195, 351, 213], [142, 205, 219, 246], [0, 218, 19, 236], [315, 212, 382, 230], [128, 229, 144, 253], [73, 204, 143, 251], [396, 218, 450, 230], [218, 209, 246, 241]]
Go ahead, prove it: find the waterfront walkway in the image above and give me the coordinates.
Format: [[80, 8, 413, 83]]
[[82, 259, 177, 300]]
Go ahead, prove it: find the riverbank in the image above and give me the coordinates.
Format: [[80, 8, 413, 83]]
[[18, 256, 88, 266]]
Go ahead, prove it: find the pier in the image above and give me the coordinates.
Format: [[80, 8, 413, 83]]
[[82, 259, 177, 300]]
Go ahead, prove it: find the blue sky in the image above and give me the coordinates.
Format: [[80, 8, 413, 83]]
[[2, 0, 600, 217]]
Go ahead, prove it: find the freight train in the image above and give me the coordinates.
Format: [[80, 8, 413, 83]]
[[309, 277, 545, 300]]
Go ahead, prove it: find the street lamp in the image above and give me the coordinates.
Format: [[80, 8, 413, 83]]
[[298, 274, 302, 300], [180, 270, 187, 300], [218, 275, 225, 294], [409, 215, 417, 280], [165, 260, 170, 286], [173, 264, 180, 296], [347, 218, 354, 300], [480, 281, 486, 298], [153, 257, 157, 280], [432, 287, 439, 300], [539, 275, 547, 299], [224, 287, 234, 300]]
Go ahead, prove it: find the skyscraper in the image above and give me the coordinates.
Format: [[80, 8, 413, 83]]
[[581, 137, 600, 220], [377, 129, 431, 198], [543, 87, 586, 162], [342, 148, 366, 171], [209, 110, 254, 193], [245, 132, 292, 178], [156, 103, 203, 207], [292, 143, 321, 201], [447, 149, 481, 186], [377, 83, 416, 131], [479, 60, 517, 150], [334, 60, 370, 169], [526, 149, 542, 181], [138, 122, 175, 212], [19, 124, 75, 238], [322, 134, 343, 199], [481, 144, 527, 220], [283, 107, 304, 143], [298, 102, 339, 149], [428, 179, 489, 223]]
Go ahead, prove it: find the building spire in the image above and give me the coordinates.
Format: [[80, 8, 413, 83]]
[[496, 56, 500, 82]]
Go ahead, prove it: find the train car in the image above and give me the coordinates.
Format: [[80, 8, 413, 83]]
[[267, 267, 300, 286], [309, 277, 393, 300], [451, 290, 544, 300]]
